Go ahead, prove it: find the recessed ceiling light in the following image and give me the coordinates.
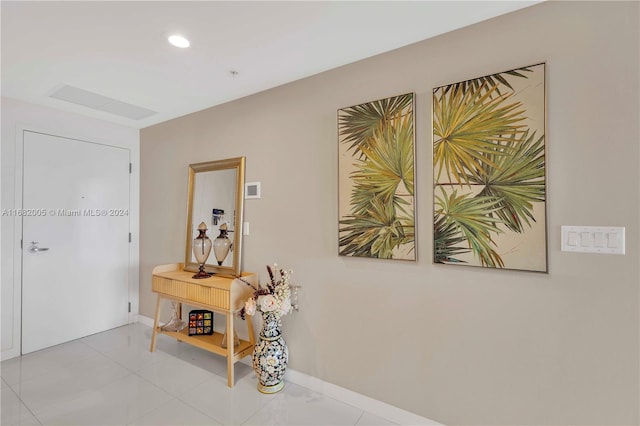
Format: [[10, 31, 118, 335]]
[[168, 34, 190, 48]]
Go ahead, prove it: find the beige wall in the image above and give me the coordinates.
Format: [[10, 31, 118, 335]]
[[140, 2, 639, 424]]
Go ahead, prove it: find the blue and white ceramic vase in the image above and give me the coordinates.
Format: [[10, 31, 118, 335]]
[[252, 310, 288, 393]]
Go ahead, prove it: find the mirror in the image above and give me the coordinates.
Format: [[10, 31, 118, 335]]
[[184, 157, 245, 277]]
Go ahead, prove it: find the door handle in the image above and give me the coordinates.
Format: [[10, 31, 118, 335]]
[[28, 241, 49, 253]]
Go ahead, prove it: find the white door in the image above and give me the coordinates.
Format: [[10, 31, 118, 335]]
[[21, 131, 130, 354]]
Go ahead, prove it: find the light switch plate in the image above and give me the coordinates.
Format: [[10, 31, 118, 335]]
[[561, 226, 625, 254]]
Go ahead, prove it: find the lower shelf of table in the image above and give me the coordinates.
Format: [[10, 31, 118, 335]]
[[156, 328, 254, 361]]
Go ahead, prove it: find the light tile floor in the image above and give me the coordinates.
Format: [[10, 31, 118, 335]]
[[1, 323, 397, 425]]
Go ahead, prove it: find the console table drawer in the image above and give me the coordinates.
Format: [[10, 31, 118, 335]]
[[152, 276, 230, 310]]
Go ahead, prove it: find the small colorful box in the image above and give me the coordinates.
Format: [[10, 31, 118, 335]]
[[188, 310, 213, 336]]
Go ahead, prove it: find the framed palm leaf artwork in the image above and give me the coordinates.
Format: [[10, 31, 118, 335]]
[[338, 93, 416, 260], [433, 63, 547, 272]]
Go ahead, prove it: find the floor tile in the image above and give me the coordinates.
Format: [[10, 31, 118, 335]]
[[243, 382, 364, 425], [129, 397, 221, 425], [80, 323, 152, 354], [10, 352, 131, 414], [101, 339, 171, 373], [0, 323, 426, 426], [356, 412, 398, 425], [210, 358, 254, 382], [1, 384, 41, 426], [35, 373, 172, 425], [1, 340, 100, 386], [166, 339, 228, 375], [136, 355, 216, 397], [178, 374, 277, 425], [151, 332, 186, 357]]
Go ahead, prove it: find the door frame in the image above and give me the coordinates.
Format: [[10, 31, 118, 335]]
[[9, 124, 139, 358]]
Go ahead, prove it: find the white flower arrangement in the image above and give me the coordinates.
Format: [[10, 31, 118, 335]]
[[240, 264, 293, 320]]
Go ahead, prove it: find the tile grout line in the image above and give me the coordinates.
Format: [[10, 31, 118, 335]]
[[238, 387, 287, 425], [2, 377, 44, 425]]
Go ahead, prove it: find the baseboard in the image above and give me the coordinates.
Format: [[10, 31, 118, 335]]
[[137, 315, 154, 327], [282, 368, 442, 425], [137, 316, 441, 425]]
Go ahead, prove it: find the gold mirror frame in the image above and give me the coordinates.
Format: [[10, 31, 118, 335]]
[[184, 157, 245, 277]]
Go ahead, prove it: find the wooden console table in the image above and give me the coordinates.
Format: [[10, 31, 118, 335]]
[[149, 263, 256, 387]]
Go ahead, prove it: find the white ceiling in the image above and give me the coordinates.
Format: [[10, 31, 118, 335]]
[[1, 1, 540, 129]]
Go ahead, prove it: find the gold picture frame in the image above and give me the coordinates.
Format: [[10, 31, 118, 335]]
[[338, 93, 416, 260], [433, 63, 547, 272]]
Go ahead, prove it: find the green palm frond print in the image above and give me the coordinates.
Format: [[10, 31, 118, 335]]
[[433, 63, 547, 272], [338, 93, 415, 260], [339, 94, 413, 158]]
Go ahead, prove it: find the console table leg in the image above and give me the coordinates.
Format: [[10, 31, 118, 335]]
[[150, 295, 162, 352], [226, 312, 234, 387]]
